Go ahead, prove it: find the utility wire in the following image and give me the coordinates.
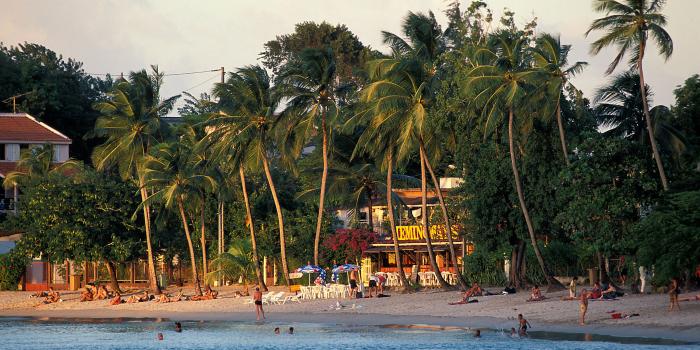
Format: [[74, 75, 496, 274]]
[[181, 73, 220, 93], [85, 69, 220, 77]]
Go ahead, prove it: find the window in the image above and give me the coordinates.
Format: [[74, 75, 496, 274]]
[[0, 144, 4, 161]]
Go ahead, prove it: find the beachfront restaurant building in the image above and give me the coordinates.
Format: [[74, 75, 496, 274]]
[[335, 178, 474, 285]]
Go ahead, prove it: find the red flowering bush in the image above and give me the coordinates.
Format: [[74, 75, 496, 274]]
[[322, 228, 377, 263]]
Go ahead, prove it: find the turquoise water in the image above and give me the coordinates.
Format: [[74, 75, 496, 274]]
[[0, 318, 696, 350]]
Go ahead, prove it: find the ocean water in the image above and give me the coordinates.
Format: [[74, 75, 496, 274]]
[[0, 318, 696, 350]]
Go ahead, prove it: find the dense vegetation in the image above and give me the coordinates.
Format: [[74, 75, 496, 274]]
[[1, 0, 698, 292]]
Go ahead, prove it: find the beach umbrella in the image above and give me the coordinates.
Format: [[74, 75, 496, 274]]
[[332, 264, 361, 288], [296, 264, 323, 285]]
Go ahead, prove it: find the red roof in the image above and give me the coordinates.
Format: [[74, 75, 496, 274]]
[[0, 162, 18, 178], [0, 113, 71, 144]]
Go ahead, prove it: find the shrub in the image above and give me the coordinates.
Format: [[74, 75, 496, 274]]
[[0, 249, 30, 291], [462, 249, 508, 287]]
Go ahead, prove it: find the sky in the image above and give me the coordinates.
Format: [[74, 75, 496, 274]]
[[1, 0, 697, 115]]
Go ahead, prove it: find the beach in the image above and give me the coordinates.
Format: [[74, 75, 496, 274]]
[[1, 286, 698, 343]]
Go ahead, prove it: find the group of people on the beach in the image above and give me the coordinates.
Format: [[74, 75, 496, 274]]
[[30, 287, 61, 304]]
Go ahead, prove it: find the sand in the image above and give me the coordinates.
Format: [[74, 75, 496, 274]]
[[1, 286, 699, 343]]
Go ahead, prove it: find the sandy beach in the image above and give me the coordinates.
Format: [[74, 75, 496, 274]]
[[1, 286, 699, 343]]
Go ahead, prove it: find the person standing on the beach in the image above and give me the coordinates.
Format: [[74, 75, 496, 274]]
[[253, 287, 265, 321], [579, 288, 589, 325], [517, 314, 530, 336], [668, 278, 680, 312]]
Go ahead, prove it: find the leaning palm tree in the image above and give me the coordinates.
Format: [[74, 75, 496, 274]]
[[92, 67, 179, 294], [209, 65, 291, 286], [464, 32, 562, 290], [532, 34, 588, 165], [278, 47, 346, 266], [586, 0, 673, 190], [143, 139, 215, 296]]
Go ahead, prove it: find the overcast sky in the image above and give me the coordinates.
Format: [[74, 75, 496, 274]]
[[2, 0, 696, 115]]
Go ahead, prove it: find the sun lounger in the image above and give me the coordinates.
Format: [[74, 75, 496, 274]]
[[282, 293, 301, 304], [268, 292, 285, 305]]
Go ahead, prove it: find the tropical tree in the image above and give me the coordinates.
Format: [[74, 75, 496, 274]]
[[278, 47, 345, 266], [206, 239, 256, 293], [532, 34, 587, 165], [209, 65, 291, 285], [586, 0, 674, 190], [354, 11, 452, 289], [92, 67, 179, 294], [464, 32, 562, 289], [2, 144, 80, 189], [143, 137, 216, 296]]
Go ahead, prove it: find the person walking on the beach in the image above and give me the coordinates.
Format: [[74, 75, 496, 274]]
[[668, 278, 680, 312], [579, 288, 589, 325], [253, 287, 265, 320], [517, 314, 530, 336]]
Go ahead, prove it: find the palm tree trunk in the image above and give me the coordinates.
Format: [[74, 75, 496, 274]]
[[200, 200, 208, 288], [262, 155, 290, 286], [177, 198, 202, 296], [508, 108, 561, 290], [419, 144, 450, 289], [239, 166, 267, 291], [314, 109, 329, 266], [104, 260, 122, 294], [638, 43, 669, 191], [138, 181, 162, 295], [555, 99, 571, 166], [367, 190, 374, 232], [421, 148, 468, 291], [217, 199, 224, 287], [386, 149, 411, 289]]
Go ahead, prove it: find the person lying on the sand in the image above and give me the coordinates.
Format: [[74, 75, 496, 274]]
[[30, 290, 48, 298], [126, 294, 140, 303], [43, 288, 61, 304], [526, 285, 546, 302], [679, 294, 700, 302], [80, 287, 94, 302], [589, 282, 602, 299], [191, 287, 218, 301], [95, 285, 110, 300], [462, 282, 483, 301], [110, 292, 124, 305], [156, 291, 183, 303]]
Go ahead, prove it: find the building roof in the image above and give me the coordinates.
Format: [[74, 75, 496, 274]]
[[0, 113, 71, 144], [0, 162, 18, 178]]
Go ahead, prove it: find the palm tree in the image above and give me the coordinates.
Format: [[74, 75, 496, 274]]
[[357, 59, 450, 288], [586, 0, 673, 190], [594, 71, 686, 162], [2, 144, 81, 188], [465, 32, 562, 289], [278, 47, 348, 266], [143, 139, 215, 296], [92, 67, 179, 294], [209, 65, 291, 285], [206, 238, 256, 293], [533, 34, 588, 166], [355, 11, 452, 289]]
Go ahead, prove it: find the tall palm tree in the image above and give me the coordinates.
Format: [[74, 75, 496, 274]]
[[92, 67, 179, 294], [359, 11, 452, 289], [532, 34, 588, 166], [586, 0, 673, 190], [143, 139, 215, 296], [278, 47, 345, 266], [465, 32, 562, 289], [209, 65, 291, 285]]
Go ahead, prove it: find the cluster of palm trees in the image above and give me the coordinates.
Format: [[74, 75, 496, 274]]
[[87, 0, 674, 294]]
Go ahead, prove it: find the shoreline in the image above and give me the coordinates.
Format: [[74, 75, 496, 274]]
[[1, 307, 698, 344]]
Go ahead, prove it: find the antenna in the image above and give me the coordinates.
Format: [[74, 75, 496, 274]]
[[1, 91, 34, 113]]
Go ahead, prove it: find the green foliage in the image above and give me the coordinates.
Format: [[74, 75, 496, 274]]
[[11, 169, 143, 264], [462, 249, 508, 287], [0, 43, 110, 161], [0, 248, 30, 291], [633, 190, 700, 284]]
